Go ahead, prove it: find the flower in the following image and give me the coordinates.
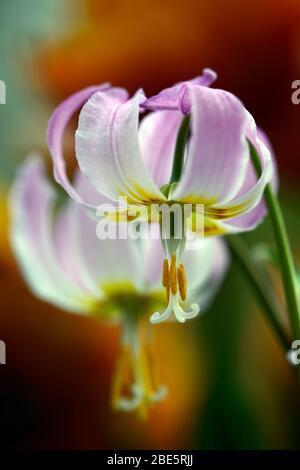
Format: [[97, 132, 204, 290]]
[[9, 156, 229, 417], [47, 69, 275, 323]]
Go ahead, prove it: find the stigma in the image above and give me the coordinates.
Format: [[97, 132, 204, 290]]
[[111, 318, 167, 419], [151, 253, 200, 324]]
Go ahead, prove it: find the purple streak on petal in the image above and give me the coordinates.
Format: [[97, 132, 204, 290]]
[[180, 69, 218, 114], [140, 83, 183, 112], [194, 68, 218, 87], [141, 68, 217, 114]]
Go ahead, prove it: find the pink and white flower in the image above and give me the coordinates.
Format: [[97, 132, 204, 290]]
[[10, 156, 229, 416], [47, 69, 275, 323]]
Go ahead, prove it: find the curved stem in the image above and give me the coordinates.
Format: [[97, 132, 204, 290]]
[[249, 142, 300, 340], [169, 115, 190, 184], [227, 235, 290, 351]]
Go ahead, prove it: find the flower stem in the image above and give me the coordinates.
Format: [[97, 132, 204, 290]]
[[249, 142, 300, 340], [227, 235, 290, 351], [169, 115, 190, 184]]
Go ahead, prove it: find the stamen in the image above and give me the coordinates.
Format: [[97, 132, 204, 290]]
[[154, 208, 200, 324], [170, 254, 177, 295], [145, 338, 168, 404], [162, 258, 171, 303], [111, 320, 167, 417], [152, 252, 200, 324], [178, 264, 187, 301], [162, 258, 169, 288], [166, 285, 170, 304], [111, 345, 132, 410]]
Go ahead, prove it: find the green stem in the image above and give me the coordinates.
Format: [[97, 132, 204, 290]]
[[227, 235, 290, 351], [249, 142, 300, 340], [169, 115, 190, 184]]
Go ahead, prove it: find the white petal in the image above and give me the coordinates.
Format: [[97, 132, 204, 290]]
[[70, 173, 144, 293], [9, 157, 90, 313], [183, 237, 229, 308], [75, 90, 165, 204]]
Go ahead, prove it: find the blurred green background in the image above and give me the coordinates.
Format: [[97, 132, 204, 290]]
[[0, 0, 300, 449]]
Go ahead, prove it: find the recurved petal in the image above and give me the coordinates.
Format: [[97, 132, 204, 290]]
[[219, 128, 277, 232], [47, 84, 128, 210], [171, 85, 250, 204], [9, 157, 91, 313], [141, 68, 217, 113], [75, 89, 165, 204], [206, 126, 273, 228]]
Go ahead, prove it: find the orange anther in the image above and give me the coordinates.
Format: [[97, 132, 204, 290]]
[[170, 254, 177, 295], [178, 264, 187, 301]]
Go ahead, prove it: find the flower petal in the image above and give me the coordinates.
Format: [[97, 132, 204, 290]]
[[75, 90, 165, 204], [183, 237, 229, 308], [9, 157, 91, 313], [140, 225, 164, 290], [141, 68, 217, 113], [47, 84, 128, 209], [138, 110, 182, 187], [219, 128, 277, 231], [172, 85, 250, 204], [205, 124, 273, 226], [69, 172, 144, 293]]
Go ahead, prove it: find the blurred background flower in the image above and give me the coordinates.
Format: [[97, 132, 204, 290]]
[[0, 0, 300, 449]]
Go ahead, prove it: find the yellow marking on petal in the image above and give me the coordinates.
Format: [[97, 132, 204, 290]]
[[186, 213, 226, 237], [101, 280, 136, 296], [130, 180, 165, 204], [205, 199, 253, 220], [105, 209, 138, 223], [203, 221, 226, 236], [180, 194, 217, 205], [119, 180, 165, 206], [178, 264, 187, 301], [170, 254, 178, 296]]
